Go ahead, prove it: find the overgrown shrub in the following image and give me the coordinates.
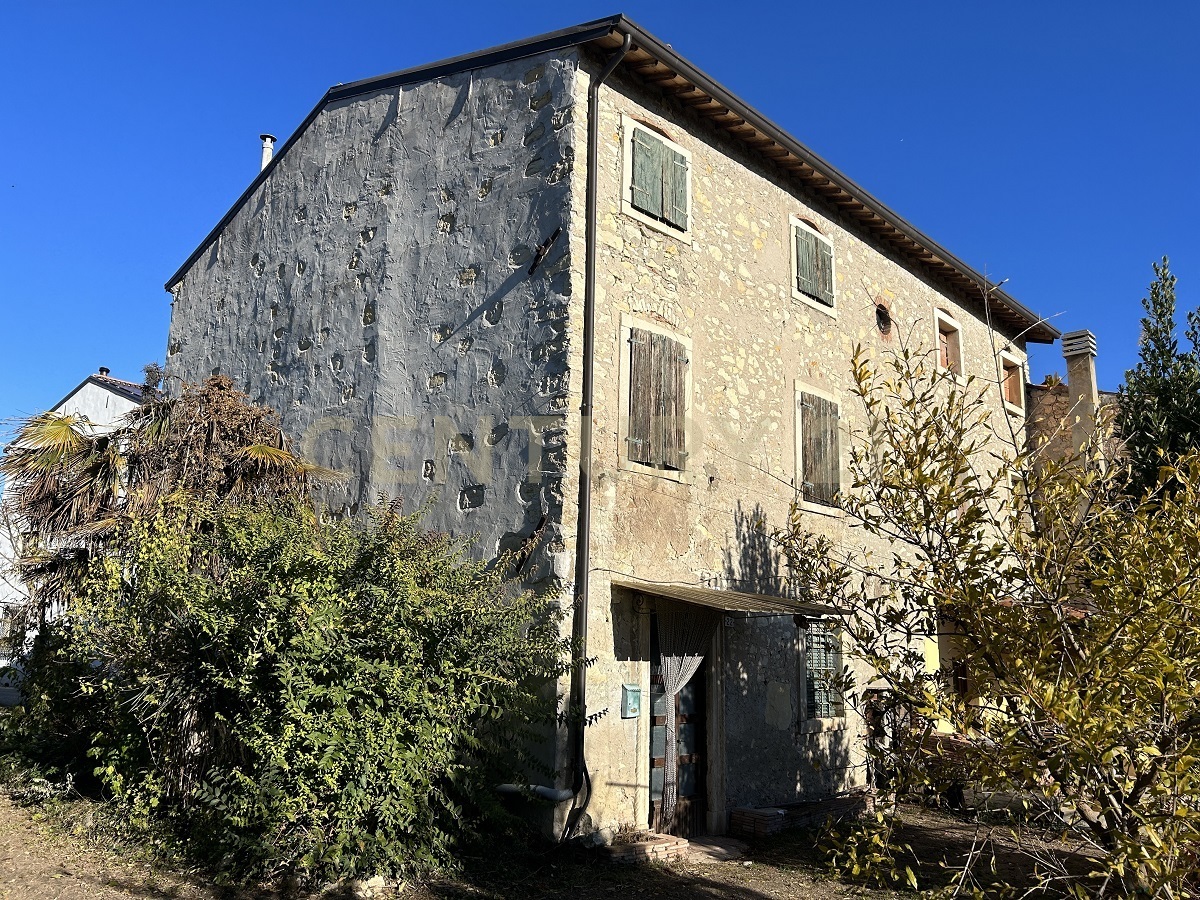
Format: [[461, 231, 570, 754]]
[[34, 497, 567, 884]]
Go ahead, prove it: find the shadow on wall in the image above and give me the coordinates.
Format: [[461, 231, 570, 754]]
[[721, 501, 783, 596], [720, 502, 857, 808]]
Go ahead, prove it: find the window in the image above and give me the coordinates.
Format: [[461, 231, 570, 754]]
[[790, 218, 835, 311], [999, 352, 1025, 414], [801, 620, 844, 722], [626, 325, 689, 471], [875, 302, 893, 338], [934, 309, 963, 376], [623, 119, 690, 234], [795, 386, 840, 509]]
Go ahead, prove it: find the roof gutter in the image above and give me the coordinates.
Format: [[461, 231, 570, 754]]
[[601, 19, 1057, 342], [565, 29, 632, 839]]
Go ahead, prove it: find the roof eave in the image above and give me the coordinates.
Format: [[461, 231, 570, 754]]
[[163, 13, 1058, 344], [587, 17, 1058, 343]]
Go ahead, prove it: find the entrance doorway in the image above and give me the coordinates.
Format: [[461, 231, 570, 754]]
[[649, 614, 707, 837]]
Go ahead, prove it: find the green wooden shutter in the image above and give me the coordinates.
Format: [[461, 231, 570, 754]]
[[795, 227, 818, 297], [815, 237, 834, 306], [796, 225, 834, 307], [630, 130, 664, 219], [648, 332, 669, 467], [800, 392, 840, 507], [664, 147, 689, 231], [628, 328, 653, 465]]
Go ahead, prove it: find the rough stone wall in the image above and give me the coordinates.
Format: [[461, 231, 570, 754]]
[[165, 53, 580, 589], [1027, 381, 1121, 465], [722, 616, 854, 807], [569, 53, 1033, 833], [1027, 381, 1073, 463]]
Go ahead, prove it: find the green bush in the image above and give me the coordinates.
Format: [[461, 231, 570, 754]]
[[35, 497, 567, 884]]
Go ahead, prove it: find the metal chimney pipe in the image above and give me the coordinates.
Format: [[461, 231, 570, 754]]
[[259, 134, 277, 171]]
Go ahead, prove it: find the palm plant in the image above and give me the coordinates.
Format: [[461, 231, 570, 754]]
[[1, 372, 333, 638]]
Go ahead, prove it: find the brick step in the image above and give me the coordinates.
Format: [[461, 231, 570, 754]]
[[602, 833, 690, 864]]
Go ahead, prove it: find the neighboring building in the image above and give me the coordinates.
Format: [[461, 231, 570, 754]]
[[162, 16, 1059, 838], [1026, 329, 1120, 464], [0, 368, 143, 704]]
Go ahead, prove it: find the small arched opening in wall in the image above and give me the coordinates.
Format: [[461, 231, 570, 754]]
[[874, 298, 894, 341]]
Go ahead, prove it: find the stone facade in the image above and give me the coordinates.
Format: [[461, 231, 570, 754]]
[[568, 53, 1032, 834], [164, 31, 1047, 841], [1028, 380, 1120, 464]]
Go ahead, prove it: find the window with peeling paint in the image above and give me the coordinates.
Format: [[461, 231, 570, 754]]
[[1000, 353, 1025, 412], [792, 220, 835, 308], [935, 309, 963, 376]]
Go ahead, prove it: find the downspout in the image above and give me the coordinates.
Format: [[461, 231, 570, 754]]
[[566, 30, 633, 837]]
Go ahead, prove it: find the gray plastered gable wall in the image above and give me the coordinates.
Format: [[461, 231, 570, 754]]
[[165, 51, 583, 587]]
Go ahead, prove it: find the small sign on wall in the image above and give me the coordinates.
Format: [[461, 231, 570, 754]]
[[621, 683, 641, 718]]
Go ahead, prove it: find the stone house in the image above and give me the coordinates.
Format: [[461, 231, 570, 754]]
[[162, 16, 1060, 839]]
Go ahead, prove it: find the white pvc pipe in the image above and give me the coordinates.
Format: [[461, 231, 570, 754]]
[[259, 134, 277, 171]]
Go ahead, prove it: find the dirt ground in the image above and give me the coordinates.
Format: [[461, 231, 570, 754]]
[[0, 797, 210, 900], [0, 796, 1095, 900], [0, 795, 896, 900]]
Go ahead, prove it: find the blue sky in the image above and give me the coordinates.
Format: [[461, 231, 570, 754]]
[[1, 0, 1196, 421]]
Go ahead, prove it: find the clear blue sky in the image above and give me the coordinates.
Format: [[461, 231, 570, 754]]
[[1, 0, 1196, 421]]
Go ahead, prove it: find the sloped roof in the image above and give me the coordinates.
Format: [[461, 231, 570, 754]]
[[51, 372, 143, 414], [165, 14, 1059, 344]]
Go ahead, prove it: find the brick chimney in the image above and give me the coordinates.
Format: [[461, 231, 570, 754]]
[[1061, 330, 1098, 453]]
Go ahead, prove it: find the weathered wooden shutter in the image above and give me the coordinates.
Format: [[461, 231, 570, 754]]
[[662, 335, 688, 469], [628, 328, 654, 465], [648, 332, 668, 467], [800, 392, 840, 507], [629, 329, 688, 470], [664, 147, 689, 231], [795, 226, 834, 307], [795, 227, 817, 297], [941, 326, 961, 374], [815, 237, 834, 305], [630, 130, 664, 219]]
